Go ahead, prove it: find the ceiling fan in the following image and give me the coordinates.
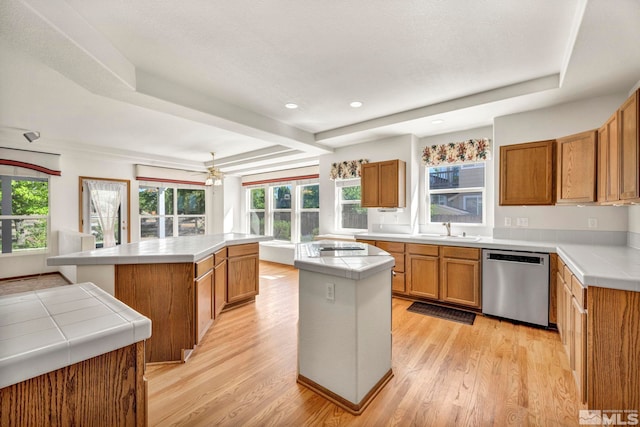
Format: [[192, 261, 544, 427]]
[[204, 152, 223, 186]]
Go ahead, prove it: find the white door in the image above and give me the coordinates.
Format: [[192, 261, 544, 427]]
[[82, 179, 128, 247]]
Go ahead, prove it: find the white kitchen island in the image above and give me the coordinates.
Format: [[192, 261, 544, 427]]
[[294, 241, 395, 415]]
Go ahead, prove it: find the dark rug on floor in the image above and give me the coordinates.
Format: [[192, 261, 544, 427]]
[[407, 301, 476, 325]]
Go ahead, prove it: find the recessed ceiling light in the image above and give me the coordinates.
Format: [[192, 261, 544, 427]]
[[350, 101, 363, 108], [285, 103, 299, 109], [431, 119, 444, 124]]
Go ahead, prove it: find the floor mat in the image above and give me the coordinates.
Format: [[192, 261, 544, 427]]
[[407, 301, 476, 325]]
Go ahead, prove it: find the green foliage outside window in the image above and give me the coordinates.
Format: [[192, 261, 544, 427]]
[[1, 178, 49, 252]]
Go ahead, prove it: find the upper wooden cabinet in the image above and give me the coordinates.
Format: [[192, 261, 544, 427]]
[[597, 112, 620, 203], [556, 130, 598, 204], [619, 89, 639, 201], [499, 140, 555, 205], [361, 160, 406, 208]]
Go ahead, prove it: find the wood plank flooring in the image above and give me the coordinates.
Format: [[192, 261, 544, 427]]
[[146, 261, 584, 426]]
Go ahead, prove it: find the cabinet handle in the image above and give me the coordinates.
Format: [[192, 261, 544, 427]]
[[392, 270, 397, 277]]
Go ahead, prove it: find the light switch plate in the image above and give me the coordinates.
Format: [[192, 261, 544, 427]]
[[516, 217, 529, 227], [504, 217, 512, 227]]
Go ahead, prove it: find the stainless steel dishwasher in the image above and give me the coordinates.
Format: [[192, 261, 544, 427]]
[[482, 249, 549, 327]]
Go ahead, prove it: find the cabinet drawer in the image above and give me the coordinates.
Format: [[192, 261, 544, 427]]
[[389, 252, 405, 273], [571, 275, 587, 310], [214, 247, 227, 265], [195, 255, 214, 278], [406, 243, 439, 256], [441, 246, 480, 260], [558, 257, 566, 272], [356, 239, 377, 246], [228, 243, 259, 257], [376, 241, 405, 253], [563, 265, 573, 284]]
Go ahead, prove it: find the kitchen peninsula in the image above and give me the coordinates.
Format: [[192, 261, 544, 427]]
[[294, 241, 395, 414], [47, 233, 271, 363]]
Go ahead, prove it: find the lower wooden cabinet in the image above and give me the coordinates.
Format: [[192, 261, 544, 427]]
[[227, 243, 259, 304], [439, 247, 481, 309], [214, 248, 227, 318], [407, 252, 440, 299]]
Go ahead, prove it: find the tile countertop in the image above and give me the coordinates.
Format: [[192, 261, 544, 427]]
[[294, 241, 395, 280], [0, 283, 151, 389], [47, 233, 272, 266], [356, 233, 640, 293]]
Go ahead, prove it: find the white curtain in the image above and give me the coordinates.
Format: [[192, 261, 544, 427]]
[[87, 181, 123, 248]]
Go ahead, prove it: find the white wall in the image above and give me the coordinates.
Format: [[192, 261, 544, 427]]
[[0, 142, 226, 279], [318, 134, 419, 235], [223, 176, 242, 233], [418, 126, 494, 237], [629, 206, 640, 233], [493, 93, 629, 232]]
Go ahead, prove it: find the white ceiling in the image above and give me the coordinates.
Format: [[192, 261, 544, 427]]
[[0, 0, 639, 174]]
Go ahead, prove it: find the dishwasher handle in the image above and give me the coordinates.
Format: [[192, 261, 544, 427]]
[[485, 252, 546, 265]]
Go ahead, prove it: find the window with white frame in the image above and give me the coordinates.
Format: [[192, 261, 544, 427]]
[[427, 162, 485, 224], [0, 175, 49, 254], [299, 184, 319, 242], [139, 184, 206, 239], [245, 179, 319, 242], [335, 178, 367, 231], [247, 187, 265, 235]]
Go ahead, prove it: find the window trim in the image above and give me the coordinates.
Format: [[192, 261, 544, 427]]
[[426, 162, 486, 226], [0, 175, 50, 255], [335, 178, 368, 232]]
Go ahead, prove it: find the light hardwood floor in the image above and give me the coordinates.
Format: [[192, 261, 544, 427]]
[[146, 261, 584, 426]]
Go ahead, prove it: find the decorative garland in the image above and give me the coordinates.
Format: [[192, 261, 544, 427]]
[[422, 138, 491, 166], [329, 159, 369, 180]]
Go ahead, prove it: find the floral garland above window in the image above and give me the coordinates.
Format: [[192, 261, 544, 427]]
[[421, 138, 491, 166], [329, 159, 369, 180]]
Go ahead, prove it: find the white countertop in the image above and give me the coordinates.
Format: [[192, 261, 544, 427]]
[[356, 232, 640, 292], [47, 233, 272, 266], [0, 283, 151, 389], [294, 241, 395, 280]]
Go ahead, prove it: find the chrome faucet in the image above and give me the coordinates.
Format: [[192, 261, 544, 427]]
[[442, 221, 451, 236]]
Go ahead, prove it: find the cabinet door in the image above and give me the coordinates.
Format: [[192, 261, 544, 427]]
[[556, 130, 597, 204], [196, 270, 213, 343], [227, 254, 259, 303], [556, 271, 566, 345], [392, 271, 406, 293], [572, 296, 588, 403], [619, 90, 639, 201], [379, 160, 406, 208], [214, 259, 227, 318], [598, 112, 620, 203], [563, 283, 573, 366], [407, 254, 439, 299], [440, 257, 481, 308], [500, 140, 555, 205], [360, 162, 380, 207]]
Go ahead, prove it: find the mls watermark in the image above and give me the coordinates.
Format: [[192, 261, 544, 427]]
[[579, 410, 639, 425]]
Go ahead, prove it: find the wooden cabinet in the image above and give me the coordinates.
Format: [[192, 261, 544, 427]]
[[227, 243, 259, 305], [556, 130, 598, 204], [213, 247, 227, 318], [407, 244, 440, 299], [500, 140, 555, 205], [598, 112, 620, 203], [376, 241, 406, 294], [361, 160, 406, 208], [439, 246, 481, 309], [195, 255, 214, 344], [556, 259, 587, 404], [619, 89, 639, 201]]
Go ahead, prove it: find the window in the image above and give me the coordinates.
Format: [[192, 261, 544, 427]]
[[248, 187, 265, 235], [336, 179, 367, 230], [272, 185, 292, 241], [139, 185, 205, 239], [0, 176, 49, 254], [427, 163, 485, 224], [299, 184, 319, 242], [245, 179, 319, 242]]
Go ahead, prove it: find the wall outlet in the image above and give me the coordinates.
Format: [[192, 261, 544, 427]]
[[325, 283, 335, 301], [516, 217, 529, 227], [588, 218, 598, 228], [504, 217, 512, 227]]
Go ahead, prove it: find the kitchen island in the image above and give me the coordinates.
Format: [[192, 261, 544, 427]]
[[47, 233, 272, 363], [294, 241, 395, 415], [0, 283, 151, 426]]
